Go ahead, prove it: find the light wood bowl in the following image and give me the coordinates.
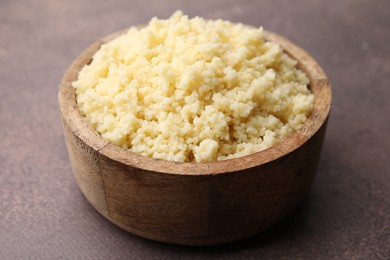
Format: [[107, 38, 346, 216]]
[[59, 28, 331, 246]]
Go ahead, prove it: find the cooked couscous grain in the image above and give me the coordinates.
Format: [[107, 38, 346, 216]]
[[73, 11, 314, 162]]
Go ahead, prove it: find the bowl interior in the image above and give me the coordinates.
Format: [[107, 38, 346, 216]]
[[59, 29, 332, 176]]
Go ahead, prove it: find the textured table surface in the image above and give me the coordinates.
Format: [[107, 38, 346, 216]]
[[1, 0, 389, 259]]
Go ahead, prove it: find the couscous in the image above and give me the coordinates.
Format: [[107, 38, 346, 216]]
[[73, 11, 314, 162]]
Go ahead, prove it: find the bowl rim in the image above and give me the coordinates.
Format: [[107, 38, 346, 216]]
[[59, 27, 332, 176]]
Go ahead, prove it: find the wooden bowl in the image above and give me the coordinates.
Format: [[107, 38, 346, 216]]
[[58, 28, 331, 246]]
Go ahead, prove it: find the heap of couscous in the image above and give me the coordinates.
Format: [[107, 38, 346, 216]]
[[73, 11, 314, 162]]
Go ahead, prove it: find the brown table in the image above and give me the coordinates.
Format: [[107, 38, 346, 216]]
[[1, 0, 389, 259]]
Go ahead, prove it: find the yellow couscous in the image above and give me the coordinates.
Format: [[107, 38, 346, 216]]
[[73, 11, 314, 162]]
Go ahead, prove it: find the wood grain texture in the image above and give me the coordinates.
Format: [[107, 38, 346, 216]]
[[58, 28, 332, 245]]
